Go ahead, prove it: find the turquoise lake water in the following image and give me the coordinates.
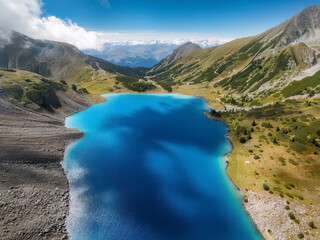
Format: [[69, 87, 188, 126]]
[[63, 93, 262, 240]]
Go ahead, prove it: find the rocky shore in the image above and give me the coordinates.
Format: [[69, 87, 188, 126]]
[[243, 191, 320, 240], [0, 91, 88, 239]]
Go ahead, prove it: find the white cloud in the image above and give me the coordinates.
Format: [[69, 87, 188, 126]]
[[95, 31, 231, 48], [0, 0, 231, 51], [0, 0, 105, 50]]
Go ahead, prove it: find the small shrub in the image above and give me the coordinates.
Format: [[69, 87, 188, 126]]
[[289, 158, 298, 166], [254, 155, 260, 160], [278, 157, 286, 166], [297, 195, 304, 200], [243, 198, 248, 203], [71, 84, 77, 91], [288, 183, 295, 188], [263, 183, 270, 191], [286, 193, 294, 198], [78, 88, 89, 94], [210, 110, 221, 117], [262, 122, 273, 128], [298, 233, 304, 239], [285, 205, 290, 210], [288, 212, 295, 220], [240, 137, 247, 143], [272, 137, 278, 144], [309, 221, 316, 229]]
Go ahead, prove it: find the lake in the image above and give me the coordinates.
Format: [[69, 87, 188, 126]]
[[63, 93, 261, 240]]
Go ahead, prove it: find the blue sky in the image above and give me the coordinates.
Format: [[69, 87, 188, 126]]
[[1, 0, 319, 50], [43, 0, 319, 38]]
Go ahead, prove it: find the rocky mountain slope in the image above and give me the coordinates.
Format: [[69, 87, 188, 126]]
[[0, 31, 148, 85], [264, 4, 320, 47], [0, 66, 93, 239], [150, 42, 201, 72], [147, 5, 320, 101], [0, 68, 90, 115], [84, 43, 178, 68]]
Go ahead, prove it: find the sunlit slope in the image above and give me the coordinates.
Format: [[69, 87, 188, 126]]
[[0, 32, 148, 91], [0, 68, 90, 114], [148, 5, 320, 99]]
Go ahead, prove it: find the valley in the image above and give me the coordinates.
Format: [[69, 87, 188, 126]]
[[1, 4, 320, 240]]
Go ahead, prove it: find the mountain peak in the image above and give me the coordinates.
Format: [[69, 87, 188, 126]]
[[176, 42, 201, 51], [151, 42, 201, 71], [301, 4, 320, 12], [262, 4, 320, 47]]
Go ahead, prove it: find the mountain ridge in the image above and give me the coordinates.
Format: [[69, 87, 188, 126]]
[[84, 43, 178, 68], [0, 31, 148, 84], [151, 42, 201, 72], [146, 5, 320, 100]]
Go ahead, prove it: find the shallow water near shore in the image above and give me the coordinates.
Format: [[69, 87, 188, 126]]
[[63, 93, 261, 240]]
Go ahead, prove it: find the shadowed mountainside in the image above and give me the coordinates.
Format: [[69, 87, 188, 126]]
[[0, 31, 148, 84]]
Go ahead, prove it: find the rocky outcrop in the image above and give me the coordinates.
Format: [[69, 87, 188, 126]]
[[244, 191, 320, 240], [263, 5, 320, 47]]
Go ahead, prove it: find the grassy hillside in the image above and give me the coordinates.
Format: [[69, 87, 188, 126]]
[[0, 31, 149, 95], [218, 98, 320, 201], [0, 68, 91, 114], [282, 70, 320, 98], [146, 7, 320, 101], [209, 97, 320, 239]]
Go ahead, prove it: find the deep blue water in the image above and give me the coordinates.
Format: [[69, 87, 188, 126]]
[[63, 93, 261, 240]]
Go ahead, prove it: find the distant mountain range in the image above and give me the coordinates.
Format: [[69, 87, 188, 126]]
[[84, 43, 178, 68], [1, 5, 320, 240], [1, 5, 320, 102], [83, 40, 221, 68]]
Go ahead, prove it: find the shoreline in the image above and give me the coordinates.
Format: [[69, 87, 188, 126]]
[[0, 108, 83, 239], [0, 87, 92, 239], [204, 112, 265, 240], [61, 93, 265, 240], [204, 100, 320, 240]]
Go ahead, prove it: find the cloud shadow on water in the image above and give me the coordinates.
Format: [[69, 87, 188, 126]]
[[68, 95, 257, 240]]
